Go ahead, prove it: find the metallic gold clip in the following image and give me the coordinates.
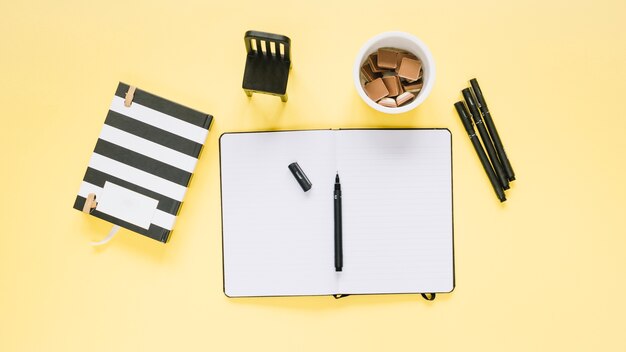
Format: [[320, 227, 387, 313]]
[[82, 193, 98, 213], [124, 86, 136, 107]]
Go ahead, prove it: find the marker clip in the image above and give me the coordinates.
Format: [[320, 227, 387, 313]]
[[124, 86, 136, 107]]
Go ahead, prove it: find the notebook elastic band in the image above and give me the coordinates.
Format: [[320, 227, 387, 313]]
[[421, 293, 436, 301], [90, 225, 121, 246]]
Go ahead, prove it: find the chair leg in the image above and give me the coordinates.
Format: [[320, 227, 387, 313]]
[[244, 90, 253, 97], [280, 94, 288, 102]]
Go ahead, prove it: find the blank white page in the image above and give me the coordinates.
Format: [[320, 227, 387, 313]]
[[220, 129, 453, 297], [336, 129, 454, 294], [221, 131, 337, 297]]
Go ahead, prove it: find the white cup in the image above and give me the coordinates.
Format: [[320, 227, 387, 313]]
[[353, 31, 436, 114]]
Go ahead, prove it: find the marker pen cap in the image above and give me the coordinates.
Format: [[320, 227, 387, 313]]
[[469, 78, 488, 109], [288, 162, 312, 192], [454, 101, 474, 134]]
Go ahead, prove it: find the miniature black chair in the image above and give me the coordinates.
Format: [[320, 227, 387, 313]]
[[242, 31, 291, 102]]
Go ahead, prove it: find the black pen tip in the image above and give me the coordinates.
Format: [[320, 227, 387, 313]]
[[335, 173, 340, 183]]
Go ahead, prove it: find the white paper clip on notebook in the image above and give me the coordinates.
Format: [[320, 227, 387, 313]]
[[73, 82, 213, 243]]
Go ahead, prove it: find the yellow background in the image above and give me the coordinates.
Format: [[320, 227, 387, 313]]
[[1, 0, 625, 350]]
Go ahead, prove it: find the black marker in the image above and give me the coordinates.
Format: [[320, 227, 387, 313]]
[[334, 173, 343, 271], [470, 78, 515, 181], [454, 101, 506, 202], [462, 88, 509, 190]]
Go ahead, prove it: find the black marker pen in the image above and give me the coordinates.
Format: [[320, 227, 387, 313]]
[[334, 173, 343, 271], [470, 78, 515, 181], [455, 101, 506, 202], [463, 88, 509, 190]]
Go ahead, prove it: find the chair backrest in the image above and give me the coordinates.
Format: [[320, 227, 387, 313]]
[[244, 30, 291, 61]]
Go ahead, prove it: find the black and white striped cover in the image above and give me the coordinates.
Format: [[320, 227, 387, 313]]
[[73, 82, 213, 243]]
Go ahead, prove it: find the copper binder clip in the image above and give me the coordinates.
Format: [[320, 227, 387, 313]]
[[124, 86, 136, 107], [82, 193, 98, 213]]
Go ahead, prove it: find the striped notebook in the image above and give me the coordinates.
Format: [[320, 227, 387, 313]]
[[73, 82, 213, 243]]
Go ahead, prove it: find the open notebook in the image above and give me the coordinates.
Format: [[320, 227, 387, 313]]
[[220, 129, 454, 297]]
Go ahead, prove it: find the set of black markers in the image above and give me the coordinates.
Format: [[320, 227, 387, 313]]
[[454, 79, 515, 202]]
